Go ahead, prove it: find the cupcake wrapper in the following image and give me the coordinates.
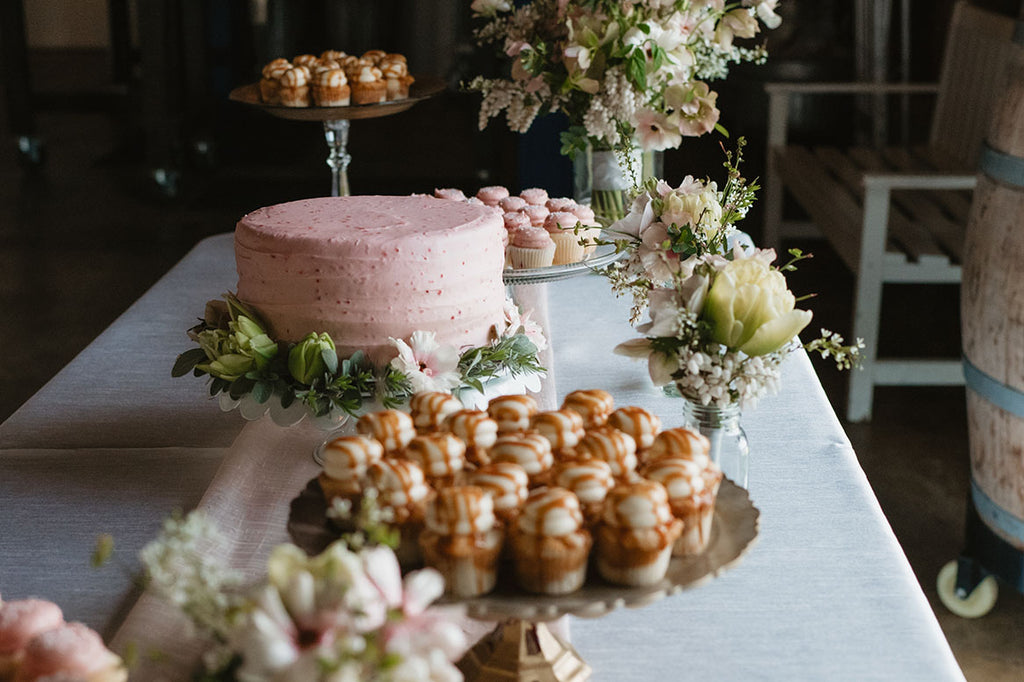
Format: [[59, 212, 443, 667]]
[[672, 505, 715, 556], [596, 543, 673, 587], [508, 244, 556, 269], [511, 531, 592, 595], [550, 231, 586, 265]]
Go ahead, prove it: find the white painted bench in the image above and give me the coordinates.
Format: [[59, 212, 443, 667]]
[[763, 1, 1016, 422]]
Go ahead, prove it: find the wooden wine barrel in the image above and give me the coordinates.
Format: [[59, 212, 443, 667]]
[[960, 19, 1024, 551]]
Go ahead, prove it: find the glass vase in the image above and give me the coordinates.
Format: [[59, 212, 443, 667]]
[[682, 399, 749, 489], [573, 142, 662, 224]]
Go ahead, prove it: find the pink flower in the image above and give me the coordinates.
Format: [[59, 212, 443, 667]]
[[635, 109, 682, 152], [672, 82, 720, 137], [389, 331, 462, 393]]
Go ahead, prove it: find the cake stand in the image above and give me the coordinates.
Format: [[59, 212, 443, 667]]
[[229, 75, 445, 197], [288, 478, 759, 681]]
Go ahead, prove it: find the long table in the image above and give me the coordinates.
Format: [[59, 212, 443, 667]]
[[0, 233, 965, 680]]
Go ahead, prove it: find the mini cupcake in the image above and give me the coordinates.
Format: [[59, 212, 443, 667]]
[[292, 53, 319, 70], [489, 432, 554, 488], [341, 55, 369, 78], [507, 226, 556, 269], [404, 432, 467, 488], [312, 68, 351, 106], [318, 435, 384, 502], [570, 204, 602, 255], [259, 58, 292, 104], [522, 204, 550, 227], [0, 599, 63, 677], [553, 459, 615, 527], [320, 49, 348, 63], [351, 65, 387, 104], [562, 389, 614, 429], [433, 187, 466, 201], [641, 457, 720, 556], [476, 186, 510, 207], [644, 427, 711, 466], [367, 459, 433, 568], [487, 394, 538, 434], [380, 58, 415, 100], [543, 211, 585, 265], [607, 406, 662, 452], [362, 49, 388, 64], [520, 188, 549, 206], [574, 426, 638, 481], [595, 481, 683, 586], [409, 391, 463, 433], [444, 410, 499, 467], [510, 487, 591, 595], [499, 196, 528, 213], [545, 197, 577, 212], [530, 409, 586, 459], [470, 461, 530, 527], [419, 487, 504, 597], [278, 66, 312, 107], [16, 622, 126, 682], [356, 409, 416, 453], [502, 211, 532, 240]]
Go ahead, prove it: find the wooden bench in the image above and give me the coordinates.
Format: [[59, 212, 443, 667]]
[[763, 1, 1016, 422]]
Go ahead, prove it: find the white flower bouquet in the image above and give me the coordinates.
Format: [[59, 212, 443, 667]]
[[602, 143, 861, 407], [468, 0, 782, 154], [132, 511, 467, 681]]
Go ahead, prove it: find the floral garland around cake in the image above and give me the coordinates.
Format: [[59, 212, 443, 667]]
[[173, 293, 546, 421]]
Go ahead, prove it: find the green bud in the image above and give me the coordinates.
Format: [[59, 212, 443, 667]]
[[199, 353, 254, 381], [288, 333, 336, 385]]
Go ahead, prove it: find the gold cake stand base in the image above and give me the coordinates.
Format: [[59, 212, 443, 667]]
[[458, 619, 591, 682]]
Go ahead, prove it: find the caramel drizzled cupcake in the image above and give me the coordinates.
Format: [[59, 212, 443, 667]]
[[470, 461, 529, 527], [510, 487, 592, 595], [644, 427, 711, 466], [356, 409, 415, 453], [404, 432, 467, 488], [487, 394, 538, 434], [367, 459, 432, 568], [552, 459, 614, 527], [362, 49, 388, 64], [444, 410, 499, 467], [320, 49, 348, 63], [259, 58, 291, 104], [318, 435, 384, 502], [419, 487, 504, 597], [607, 406, 662, 452], [595, 481, 683, 586], [641, 457, 720, 556], [409, 391, 463, 433], [278, 66, 312, 107], [292, 53, 319, 70], [380, 58, 414, 99], [574, 427, 638, 482], [562, 389, 614, 429], [530, 409, 585, 459], [489, 432, 554, 488], [312, 67, 350, 106], [351, 64, 386, 104]]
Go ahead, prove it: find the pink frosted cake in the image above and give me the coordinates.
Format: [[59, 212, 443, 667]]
[[235, 196, 507, 363]]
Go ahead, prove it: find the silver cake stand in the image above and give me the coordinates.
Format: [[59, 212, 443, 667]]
[[229, 75, 445, 197]]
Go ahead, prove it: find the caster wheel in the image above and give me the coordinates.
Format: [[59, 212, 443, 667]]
[[937, 560, 997, 618]]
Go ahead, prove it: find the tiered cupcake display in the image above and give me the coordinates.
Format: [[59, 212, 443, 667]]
[[306, 389, 730, 597], [432, 187, 603, 269]]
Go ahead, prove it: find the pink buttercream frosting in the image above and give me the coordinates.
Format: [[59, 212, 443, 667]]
[[545, 197, 577, 212], [235, 196, 506, 363], [433, 188, 466, 201], [476, 186, 510, 206], [519, 188, 549, 206], [502, 211, 531, 232], [543, 211, 580, 233], [512, 226, 555, 249], [570, 203, 597, 224], [498, 196, 528, 212], [522, 204, 550, 226]]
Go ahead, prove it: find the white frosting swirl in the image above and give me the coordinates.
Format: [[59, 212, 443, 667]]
[[608, 406, 662, 450], [555, 460, 614, 504], [471, 462, 529, 512], [490, 433, 553, 474], [487, 394, 538, 433], [368, 460, 430, 507], [404, 433, 466, 477], [602, 482, 674, 529], [576, 427, 637, 477], [516, 487, 583, 537], [321, 435, 383, 481], [642, 458, 705, 499], [356, 410, 415, 452], [426, 487, 496, 535]]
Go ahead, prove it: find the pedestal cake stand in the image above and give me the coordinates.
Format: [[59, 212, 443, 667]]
[[289, 479, 759, 681], [229, 75, 445, 197]]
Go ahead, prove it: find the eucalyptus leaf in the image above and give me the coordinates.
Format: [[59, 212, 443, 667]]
[[322, 347, 339, 374], [172, 348, 207, 378], [252, 381, 272, 404]]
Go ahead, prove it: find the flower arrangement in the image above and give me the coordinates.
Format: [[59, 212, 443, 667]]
[[127, 510, 467, 681], [602, 142, 861, 407], [172, 295, 545, 422], [468, 0, 782, 154]]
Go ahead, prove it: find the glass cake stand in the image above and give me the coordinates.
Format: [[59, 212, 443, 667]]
[[288, 478, 759, 681], [229, 75, 445, 197]]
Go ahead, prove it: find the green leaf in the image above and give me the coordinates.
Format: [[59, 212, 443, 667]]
[[321, 347, 338, 375], [172, 348, 207, 378], [280, 389, 295, 409], [251, 381, 272, 404], [714, 122, 730, 138], [228, 377, 255, 400], [627, 50, 647, 90]]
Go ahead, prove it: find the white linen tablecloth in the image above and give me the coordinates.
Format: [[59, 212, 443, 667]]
[[0, 233, 964, 680]]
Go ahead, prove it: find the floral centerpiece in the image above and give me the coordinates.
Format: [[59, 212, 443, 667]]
[[601, 142, 860, 483], [172, 294, 545, 426], [119, 511, 467, 681], [468, 0, 783, 220]]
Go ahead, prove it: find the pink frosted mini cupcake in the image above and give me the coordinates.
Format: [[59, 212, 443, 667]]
[[545, 197, 577, 212], [434, 188, 467, 202], [520, 187, 550, 206], [16, 622, 126, 682], [419, 487, 504, 597], [476, 186, 510, 207], [499, 195, 528, 213], [502, 210, 531, 237], [570, 204, 602, 254], [510, 487, 592, 595], [522, 204, 550, 227], [544, 211, 586, 265], [595, 481, 683, 586], [507, 226, 556, 269]]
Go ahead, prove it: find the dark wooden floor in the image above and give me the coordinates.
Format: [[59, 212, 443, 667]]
[[2, 49, 1023, 681]]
